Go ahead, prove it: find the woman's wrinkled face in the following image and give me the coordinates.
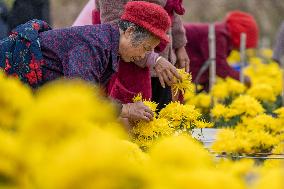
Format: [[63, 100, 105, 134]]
[[119, 27, 160, 65]]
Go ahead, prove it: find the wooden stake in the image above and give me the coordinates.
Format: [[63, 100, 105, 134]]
[[240, 33, 247, 83], [209, 24, 216, 92]]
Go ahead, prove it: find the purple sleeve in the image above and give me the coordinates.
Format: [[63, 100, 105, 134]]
[[63, 45, 103, 83], [145, 51, 160, 67], [134, 51, 160, 68]]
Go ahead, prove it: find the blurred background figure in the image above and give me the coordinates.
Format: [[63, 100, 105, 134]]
[[273, 21, 284, 64], [0, 0, 8, 39], [184, 11, 258, 91], [7, 0, 51, 31], [72, 0, 94, 26]]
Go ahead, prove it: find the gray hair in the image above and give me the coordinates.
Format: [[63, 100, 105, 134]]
[[118, 20, 154, 47]]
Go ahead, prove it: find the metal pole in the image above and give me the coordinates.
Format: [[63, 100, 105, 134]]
[[209, 24, 216, 92], [240, 33, 247, 83]]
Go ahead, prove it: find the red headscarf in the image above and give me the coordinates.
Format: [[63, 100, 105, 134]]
[[225, 11, 259, 49]]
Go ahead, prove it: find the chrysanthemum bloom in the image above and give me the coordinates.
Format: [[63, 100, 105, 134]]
[[0, 71, 33, 130]]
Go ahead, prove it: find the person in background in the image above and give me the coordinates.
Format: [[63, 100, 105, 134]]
[[7, 0, 51, 31], [184, 11, 258, 91], [0, 0, 8, 39], [74, 0, 189, 110], [0, 1, 176, 122], [73, 0, 94, 27], [273, 21, 284, 64]]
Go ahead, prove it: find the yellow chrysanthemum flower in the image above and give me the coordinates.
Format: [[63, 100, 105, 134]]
[[187, 92, 211, 109], [172, 69, 194, 95], [33, 128, 149, 189], [225, 78, 246, 95], [131, 118, 173, 149], [212, 129, 239, 153], [245, 62, 282, 95], [149, 135, 213, 171], [211, 104, 228, 118], [0, 71, 33, 130], [18, 79, 118, 146], [213, 126, 280, 155], [241, 114, 282, 134], [0, 130, 30, 188], [195, 120, 214, 128], [274, 107, 284, 119], [216, 159, 255, 179], [133, 93, 158, 117], [168, 169, 246, 189], [227, 50, 240, 65], [159, 102, 207, 131], [249, 57, 264, 65], [253, 169, 284, 189], [226, 95, 264, 118], [247, 84, 276, 102], [272, 144, 284, 154], [211, 80, 229, 100]]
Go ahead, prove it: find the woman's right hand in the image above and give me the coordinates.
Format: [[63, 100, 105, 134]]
[[121, 102, 154, 122]]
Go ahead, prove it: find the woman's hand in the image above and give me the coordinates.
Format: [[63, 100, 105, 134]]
[[121, 102, 154, 122]]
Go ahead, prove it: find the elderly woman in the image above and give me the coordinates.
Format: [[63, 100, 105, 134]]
[[73, 0, 189, 110], [0, 1, 172, 122], [184, 11, 259, 91]]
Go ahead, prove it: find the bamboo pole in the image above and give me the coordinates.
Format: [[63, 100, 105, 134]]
[[208, 23, 216, 118], [240, 33, 247, 83], [209, 24, 216, 92]]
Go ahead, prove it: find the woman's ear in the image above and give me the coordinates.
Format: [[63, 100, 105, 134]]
[[124, 26, 135, 39]]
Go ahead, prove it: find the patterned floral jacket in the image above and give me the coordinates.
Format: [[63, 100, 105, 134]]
[[0, 19, 120, 88]]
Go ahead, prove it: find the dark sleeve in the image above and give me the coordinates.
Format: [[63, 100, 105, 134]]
[[273, 21, 284, 63], [63, 45, 105, 84], [216, 35, 240, 80]]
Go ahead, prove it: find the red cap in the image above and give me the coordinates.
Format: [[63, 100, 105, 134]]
[[121, 1, 171, 43], [225, 11, 259, 48]]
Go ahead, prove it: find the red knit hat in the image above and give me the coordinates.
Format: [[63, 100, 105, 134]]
[[225, 11, 259, 49], [121, 1, 171, 43]]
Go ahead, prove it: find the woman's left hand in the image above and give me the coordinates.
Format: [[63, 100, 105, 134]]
[[175, 46, 190, 72]]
